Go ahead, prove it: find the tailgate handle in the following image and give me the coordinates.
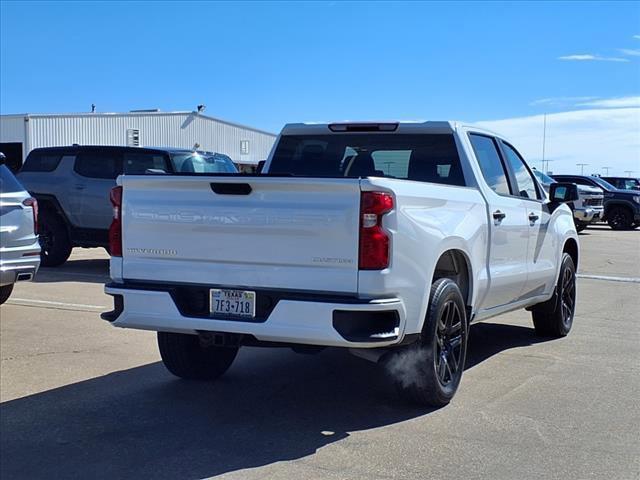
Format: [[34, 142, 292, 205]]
[[210, 183, 252, 195]]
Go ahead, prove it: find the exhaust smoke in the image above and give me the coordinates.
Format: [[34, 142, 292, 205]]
[[384, 344, 429, 389]]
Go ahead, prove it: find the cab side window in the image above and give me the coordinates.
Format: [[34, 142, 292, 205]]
[[75, 151, 122, 179], [123, 153, 169, 174], [468, 134, 511, 195], [500, 142, 540, 200]]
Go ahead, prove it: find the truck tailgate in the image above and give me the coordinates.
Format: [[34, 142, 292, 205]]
[[120, 176, 362, 293]]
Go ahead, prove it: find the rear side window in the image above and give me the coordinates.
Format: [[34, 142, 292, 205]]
[[123, 152, 170, 174], [468, 134, 510, 195], [74, 151, 122, 179], [21, 152, 63, 172], [269, 134, 465, 186], [0, 164, 25, 193]]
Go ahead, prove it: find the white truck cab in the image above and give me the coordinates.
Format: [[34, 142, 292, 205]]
[[103, 121, 579, 406]]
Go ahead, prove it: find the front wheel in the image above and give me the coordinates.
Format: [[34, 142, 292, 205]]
[[531, 253, 576, 337], [607, 206, 633, 230], [388, 278, 468, 407], [574, 221, 588, 233], [157, 332, 238, 380]]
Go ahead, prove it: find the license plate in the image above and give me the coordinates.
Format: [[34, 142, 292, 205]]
[[210, 289, 256, 318]]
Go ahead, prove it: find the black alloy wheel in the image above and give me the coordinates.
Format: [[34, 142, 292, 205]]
[[435, 300, 464, 387], [531, 252, 576, 337], [560, 263, 576, 330], [607, 207, 633, 230]]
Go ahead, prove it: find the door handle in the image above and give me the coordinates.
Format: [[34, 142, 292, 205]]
[[492, 210, 506, 221], [528, 212, 539, 223]]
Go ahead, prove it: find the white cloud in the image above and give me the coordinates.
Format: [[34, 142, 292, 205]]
[[529, 96, 598, 107], [475, 108, 640, 176], [558, 54, 630, 62], [576, 96, 640, 108], [618, 48, 640, 56], [634, 35, 640, 40]]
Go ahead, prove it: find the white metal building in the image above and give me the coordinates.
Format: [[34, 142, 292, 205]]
[[0, 111, 277, 171]]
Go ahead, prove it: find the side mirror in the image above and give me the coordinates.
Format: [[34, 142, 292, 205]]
[[256, 160, 266, 174], [549, 182, 579, 203]]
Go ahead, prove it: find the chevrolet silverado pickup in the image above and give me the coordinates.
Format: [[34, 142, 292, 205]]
[[103, 121, 580, 406], [552, 174, 640, 230]]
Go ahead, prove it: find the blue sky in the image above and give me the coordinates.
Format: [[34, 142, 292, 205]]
[[1, 1, 639, 173]]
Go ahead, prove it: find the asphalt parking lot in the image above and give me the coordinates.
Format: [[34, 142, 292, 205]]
[[1, 226, 639, 480]]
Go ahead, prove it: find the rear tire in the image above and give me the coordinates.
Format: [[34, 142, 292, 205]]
[[607, 206, 633, 230], [388, 278, 468, 407], [39, 212, 72, 267], [531, 253, 576, 337], [574, 221, 587, 233], [0, 284, 14, 305], [157, 332, 238, 380]]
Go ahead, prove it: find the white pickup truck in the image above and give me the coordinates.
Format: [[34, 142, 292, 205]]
[[103, 121, 580, 406]]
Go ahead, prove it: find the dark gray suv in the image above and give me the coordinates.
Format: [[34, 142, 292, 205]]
[[17, 146, 237, 266]]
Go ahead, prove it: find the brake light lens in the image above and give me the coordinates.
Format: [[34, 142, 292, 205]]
[[109, 186, 123, 257], [359, 191, 393, 270], [22, 197, 38, 234]]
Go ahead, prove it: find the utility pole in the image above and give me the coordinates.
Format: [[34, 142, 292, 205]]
[[576, 163, 589, 175], [544, 159, 554, 174], [602, 166, 612, 175], [624, 170, 634, 177], [541, 113, 547, 172]]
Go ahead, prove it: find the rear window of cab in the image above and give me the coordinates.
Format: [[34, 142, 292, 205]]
[[269, 134, 466, 186]]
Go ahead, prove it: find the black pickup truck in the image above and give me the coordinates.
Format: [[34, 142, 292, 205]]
[[552, 175, 640, 230]]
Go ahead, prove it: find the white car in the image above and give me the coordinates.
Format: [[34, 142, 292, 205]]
[[533, 169, 604, 232], [103, 121, 579, 406], [0, 165, 41, 304]]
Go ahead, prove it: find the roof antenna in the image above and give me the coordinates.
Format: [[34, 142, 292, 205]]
[[91, 103, 96, 113], [197, 104, 206, 113]]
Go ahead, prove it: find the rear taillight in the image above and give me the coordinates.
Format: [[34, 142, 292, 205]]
[[109, 186, 123, 257], [359, 191, 393, 270], [22, 197, 38, 233]]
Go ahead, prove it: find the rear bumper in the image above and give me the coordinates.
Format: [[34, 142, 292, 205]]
[[103, 282, 407, 348], [0, 242, 41, 287]]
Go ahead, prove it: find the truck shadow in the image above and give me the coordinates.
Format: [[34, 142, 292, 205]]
[[33, 258, 110, 284], [0, 322, 548, 479]]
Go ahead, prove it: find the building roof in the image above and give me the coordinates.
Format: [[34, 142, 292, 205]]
[[0, 111, 277, 137]]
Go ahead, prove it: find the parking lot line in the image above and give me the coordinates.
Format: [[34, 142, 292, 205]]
[[577, 274, 640, 284], [6, 298, 106, 310]]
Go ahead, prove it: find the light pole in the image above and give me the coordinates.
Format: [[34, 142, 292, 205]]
[[624, 170, 634, 177], [602, 166, 612, 175], [541, 113, 547, 172], [576, 163, 589, 175]]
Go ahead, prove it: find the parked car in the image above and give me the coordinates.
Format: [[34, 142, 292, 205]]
[[17, 146, 237, 267], [601, 176, 640, 191], [0, 165, 40, 304], [552, 174, 640, 230], [533, 169, 604, 232], [102, 121, 580, 407]]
